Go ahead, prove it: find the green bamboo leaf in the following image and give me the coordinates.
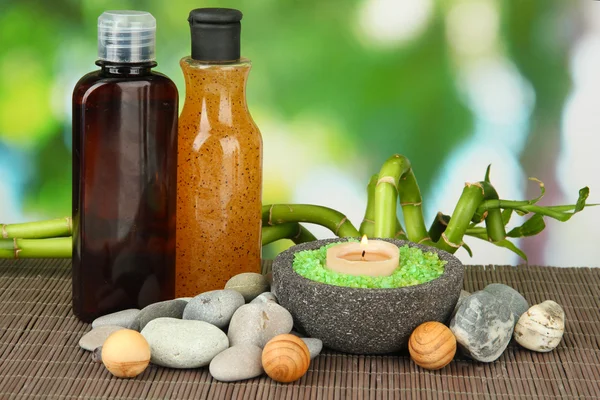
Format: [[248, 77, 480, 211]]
[[466, 232, 528, 262], [484, 164, 492, 183], [507, 214, 545, 238], [461, 242, 473, 257], [511, 187, 592, 222], [502, 208, 513, 225], [493, 239, 528, 262], [528, 177, 545, 205], [575, 187, 589, 213], [544, 203, 598, 212]]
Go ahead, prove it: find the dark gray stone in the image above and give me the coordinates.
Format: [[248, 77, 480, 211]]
[[134, 299, 188, 331], [483, 283, 528, 325], [272, 238, 464, 354], [92, 346, 103, 363], [450, 291, 514, 362], [183, 289, 245, 329]]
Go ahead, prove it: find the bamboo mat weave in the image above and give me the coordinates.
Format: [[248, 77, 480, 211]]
[[1, 259, 599, 399]]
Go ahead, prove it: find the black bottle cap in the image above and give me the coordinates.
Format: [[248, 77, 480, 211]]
[[188, 8, 243, 62]]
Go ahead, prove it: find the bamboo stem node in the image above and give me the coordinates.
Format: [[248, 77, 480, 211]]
[[417, 236, 432, 245], [400, 201, 423, 207], [436, 213, 448, 226], [66, 217, 73, 234], [480, 210, 489, 222], [441, 232, 463, 249], [335, 217, 348, 236], [1, 225, 7, 239], [13, 238, 20, 259], [465, 182, 485, 196], [268, 205, 275, 226], [377, 176, 398, 190]]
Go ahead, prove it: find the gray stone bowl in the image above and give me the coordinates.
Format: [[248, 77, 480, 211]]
[[272, 238, 464, 354]]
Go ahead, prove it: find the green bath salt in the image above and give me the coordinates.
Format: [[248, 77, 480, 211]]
[[292, 242, 446, 289]]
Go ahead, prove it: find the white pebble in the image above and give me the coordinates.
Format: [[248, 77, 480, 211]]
[[514, 300, 565, 352]]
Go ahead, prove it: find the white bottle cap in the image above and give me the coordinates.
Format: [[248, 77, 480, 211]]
[[98, 11, 156, 63]]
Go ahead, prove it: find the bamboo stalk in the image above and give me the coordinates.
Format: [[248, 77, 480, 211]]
[[262, 223, 317, 246], [262, 204, 360, 237], [479, 181, 506, 242], [398, 170, 431, 244], [374, 154, 429, 243], [428, 212, 450, 243], [359, 174, 378, 237], [0, 237, 71, 258], [394, 219, 408, 240], [1, 217, 72, 239], [374, 155, 409, 238], [436, 182, 486, 254], [360, 174, 408, 239]]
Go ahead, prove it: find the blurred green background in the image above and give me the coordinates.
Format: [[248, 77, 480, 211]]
[[0, 0, 598, 266]]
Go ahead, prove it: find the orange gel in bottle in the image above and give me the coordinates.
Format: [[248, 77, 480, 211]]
[[176, 8, 262, 296]]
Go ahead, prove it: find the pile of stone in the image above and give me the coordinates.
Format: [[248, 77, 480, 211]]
[[79, 273, 322, 382], [449, 283, 565, 362], [80, 276, 565, 380]]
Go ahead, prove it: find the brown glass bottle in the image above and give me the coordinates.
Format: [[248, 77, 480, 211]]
[[72, 59, 178, 322]]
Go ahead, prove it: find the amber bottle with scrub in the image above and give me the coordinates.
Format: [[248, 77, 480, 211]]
[[176, 8, 263, 296], [72, 11, 178, 321]]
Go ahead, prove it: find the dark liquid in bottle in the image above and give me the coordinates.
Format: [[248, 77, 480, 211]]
[[72, 62, 178, 322]]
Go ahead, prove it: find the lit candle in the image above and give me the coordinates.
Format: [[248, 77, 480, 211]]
[[325, 235, 399, 277]]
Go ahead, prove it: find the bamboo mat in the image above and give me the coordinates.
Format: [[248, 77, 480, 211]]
[[1, 260, 599, 399]]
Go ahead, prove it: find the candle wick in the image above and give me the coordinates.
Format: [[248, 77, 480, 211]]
[[361, 250, 366, 258]]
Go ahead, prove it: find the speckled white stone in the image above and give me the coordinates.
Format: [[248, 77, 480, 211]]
[[514, 300, 565, 352]]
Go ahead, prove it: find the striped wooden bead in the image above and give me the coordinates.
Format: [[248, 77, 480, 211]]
[[262, 334, 310, 383], [408, 321, 456, 370]]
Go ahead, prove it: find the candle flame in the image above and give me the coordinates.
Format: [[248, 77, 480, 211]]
[[360, 235, 369, 247]]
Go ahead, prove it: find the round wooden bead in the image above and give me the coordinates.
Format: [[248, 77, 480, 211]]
[[262, 334, 310, 383], [101, 329, 151, 378], [408, 321, 456, 370]]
